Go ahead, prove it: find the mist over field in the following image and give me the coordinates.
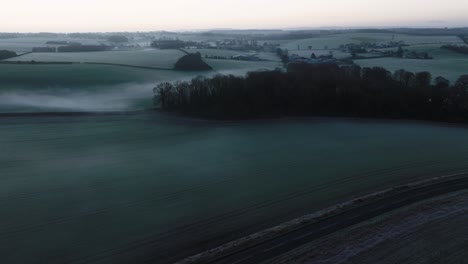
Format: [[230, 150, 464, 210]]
[[0, 83, 154, 112]]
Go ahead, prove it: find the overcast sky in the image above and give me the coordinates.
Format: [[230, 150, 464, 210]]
[[1, 0, 467, 32]]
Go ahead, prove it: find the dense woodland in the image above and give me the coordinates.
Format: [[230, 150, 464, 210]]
[[154, 63, 468, 122]]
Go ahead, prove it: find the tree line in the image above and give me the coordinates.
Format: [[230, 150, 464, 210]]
[[151, 39, 197, 49], [57, 45, 110, 52], [441, 44, 468, 55], [154, 62, 468, 122]]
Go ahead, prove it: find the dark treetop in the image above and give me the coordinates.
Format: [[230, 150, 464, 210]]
[[174, 53, 213, 71]]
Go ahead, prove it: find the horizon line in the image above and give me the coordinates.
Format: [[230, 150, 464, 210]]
[[1, 25, 468, 34]]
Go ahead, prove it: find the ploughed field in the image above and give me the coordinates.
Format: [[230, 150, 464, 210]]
[[293, 191, 468, 264], [1, 115, 468, 263]]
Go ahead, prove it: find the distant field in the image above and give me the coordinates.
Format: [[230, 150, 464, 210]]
[[5, 49, 185, 69], [289, 49, 350, 59], [206, 59, 282, 75], [186, 48, 281, 62], [405, 44, 468, 59], [337, 34, 468, 82], [0, 37, 105, 52], [344, 33, 463, 45], [1, 33, 466, 112], [276, 33, 464, 50], [0, 64, 186, 86], [0, 58, 280, 87], [355, 56, 468, 83]]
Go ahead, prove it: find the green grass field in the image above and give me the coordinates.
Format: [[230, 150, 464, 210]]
[[0, 60, 281, 88], [1, 116, 468, 263], [0, 64, 184, 86], [6, 49, 185, 69], [0, 37, 105, 53]]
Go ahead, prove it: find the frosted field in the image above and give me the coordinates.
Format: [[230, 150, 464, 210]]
[[342, 34, 468, 82], [277, 33, 464, 50], [0, 64, 181, 86], [0, 37, 104, 53], [207, 59, 282, 75], [5, 49, 186, 69], [296, 191, 468, 264], [289, 49, 350, 59], [1, 116, 468, 264]]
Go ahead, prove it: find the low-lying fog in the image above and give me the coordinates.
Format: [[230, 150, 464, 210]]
[[0, 82, 158, 113], [0, 69, 262, 113]]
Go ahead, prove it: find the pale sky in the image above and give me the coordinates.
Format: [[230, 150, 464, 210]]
[[1, 0, 467, 32]]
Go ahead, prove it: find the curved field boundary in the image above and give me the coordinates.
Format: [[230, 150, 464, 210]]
[[176, 172, 468, 264], [0, 61, 74, 65], [179, 48, 191, 55], [13, 52, 33, 58], [82, 62, 173, 71]]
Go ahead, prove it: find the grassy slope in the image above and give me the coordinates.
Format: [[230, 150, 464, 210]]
[[0, 64, 185, 87], [0, 37, 104, 52], [5, 49, 185, 69]]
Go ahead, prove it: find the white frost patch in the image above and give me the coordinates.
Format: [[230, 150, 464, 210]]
[[305, 193, 468, 264]]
